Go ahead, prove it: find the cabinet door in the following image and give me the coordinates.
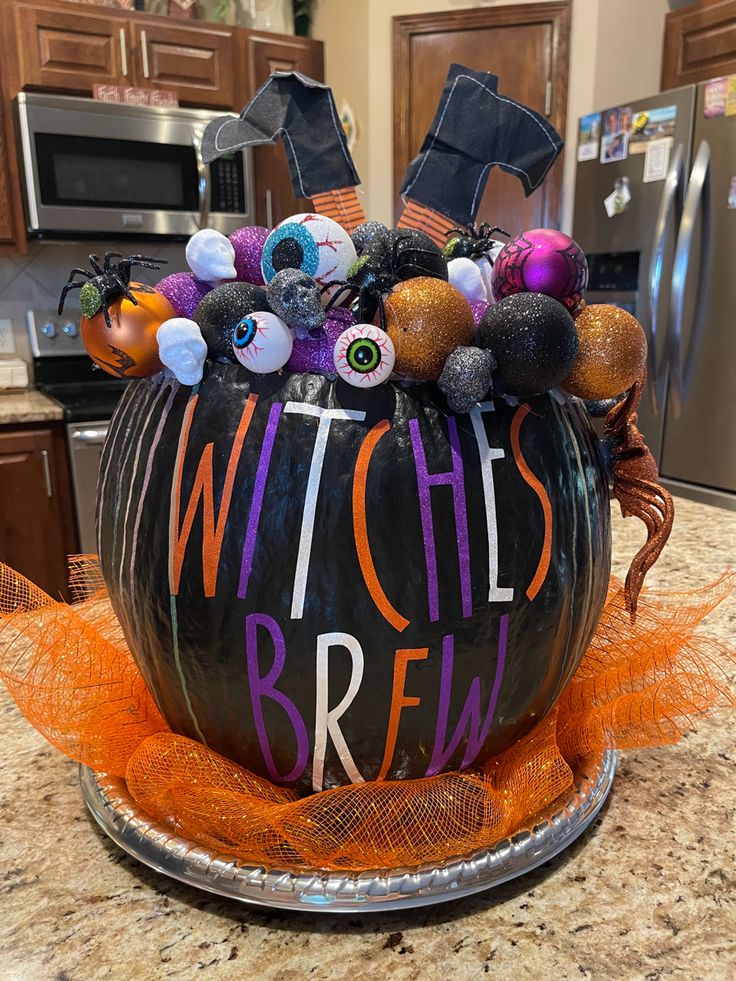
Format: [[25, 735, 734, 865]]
[[661, 0, 736, 89], [12, 1, 127, 92], [247, 35, 324, 227], [129, 19, 236, 108], [0, 100, 23, 251], [0, 426, 76, 601]]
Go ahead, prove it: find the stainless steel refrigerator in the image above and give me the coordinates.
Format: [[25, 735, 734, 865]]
[[572, 80, 735, 509]]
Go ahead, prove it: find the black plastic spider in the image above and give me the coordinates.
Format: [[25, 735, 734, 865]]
[[326, 230, 448, 324], [443, 223, 510, 260], [58, 252, 167, 329]]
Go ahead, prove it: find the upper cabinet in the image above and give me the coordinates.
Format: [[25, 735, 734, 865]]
[[11, 2, 128, 90], [246, 33, 325, 227], [127, 18, 238, 109], [661, 0, 736, 89], [10, 1, 239, 108]]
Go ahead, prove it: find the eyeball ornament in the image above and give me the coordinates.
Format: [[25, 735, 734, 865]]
[[333, 323, 395, 388], [231, 311, 293, 374], [492, 229, 588, 312], [261, 213, 357, 289]]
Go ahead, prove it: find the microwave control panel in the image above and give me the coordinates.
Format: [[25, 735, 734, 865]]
[[210, 153, 247, 214]]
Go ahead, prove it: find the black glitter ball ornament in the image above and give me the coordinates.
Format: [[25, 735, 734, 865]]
[[438, 346, 496, 413], [352, 221, 391, 259], [267, 268, 325, 336], [195, 282, 270, 362], [478, 293, 578, 396]]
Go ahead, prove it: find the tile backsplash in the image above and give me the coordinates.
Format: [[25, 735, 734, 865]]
[[0, 239, 189, 367]]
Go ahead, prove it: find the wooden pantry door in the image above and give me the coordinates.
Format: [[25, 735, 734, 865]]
[[393, 3, 570, 235]]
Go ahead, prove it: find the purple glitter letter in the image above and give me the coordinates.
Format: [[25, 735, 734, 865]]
[[409, 416, 472, 621], [238, 403, 282, 598], [426, 615, 509, 776], [245, 612, 309, 783]]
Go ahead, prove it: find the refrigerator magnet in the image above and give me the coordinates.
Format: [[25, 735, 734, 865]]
[[577, 112, 601, 161], [704, 77, 728, 118], [604, 177, 631, 217], [628, 105, 677, 154], [601, 131, 629, 164], [643, 139, 672, 183]]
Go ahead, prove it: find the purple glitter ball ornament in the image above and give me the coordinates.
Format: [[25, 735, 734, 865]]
[[469, 299, 489, 331], [286, 306, 356, 375], [491, 228, 587, 311], [229, 225, 269, 285], [156, 272, 212, 320]]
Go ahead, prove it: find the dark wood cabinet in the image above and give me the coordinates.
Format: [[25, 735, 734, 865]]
[[0, 424, 77, 601], [246, 33, 325, 227], [661, 0, 736, 89], [11, 1, 128, 91], [128, 18, 238, 109]]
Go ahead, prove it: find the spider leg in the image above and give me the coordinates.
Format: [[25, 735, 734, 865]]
[[57, 280, 85, 315], [322, 281, 351, 312], [101, 299, 113, 330], [127, 255, 167, 269], [103, 251, 123, 273], [114, 275, 140, 305], [89, 254, 103, 275]]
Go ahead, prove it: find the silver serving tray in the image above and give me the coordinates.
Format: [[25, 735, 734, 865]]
[[80, 751, 616, 912]]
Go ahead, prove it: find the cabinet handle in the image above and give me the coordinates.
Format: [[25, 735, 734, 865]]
[[265, 188, 273, 229], [40, 449, 53, 498], [119, 28, 128, 77], [141, 29, 150, 79]]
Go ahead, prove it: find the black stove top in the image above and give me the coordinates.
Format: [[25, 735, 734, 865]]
[[34, 356, 129, 423], [38, 380, 129, 422]]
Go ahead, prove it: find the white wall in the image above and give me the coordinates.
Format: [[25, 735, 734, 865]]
[[312, 0, 679, 232]]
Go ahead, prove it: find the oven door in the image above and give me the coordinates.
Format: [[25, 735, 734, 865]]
[[67, 421, 109, 554], [16, 92, 254, 237]]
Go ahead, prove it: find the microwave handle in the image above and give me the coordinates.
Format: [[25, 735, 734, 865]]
[[191, 129, 211, 230]]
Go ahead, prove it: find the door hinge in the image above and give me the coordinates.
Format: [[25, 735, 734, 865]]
[[545, 80, 553, 117]]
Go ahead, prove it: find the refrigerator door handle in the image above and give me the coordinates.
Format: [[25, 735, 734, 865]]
[[668, 139, 712, 417], [646, 142, 685, 415]]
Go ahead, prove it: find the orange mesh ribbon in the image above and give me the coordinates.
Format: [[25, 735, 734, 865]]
[[605, 371, 675, 618], [1, 560, 733, 872]]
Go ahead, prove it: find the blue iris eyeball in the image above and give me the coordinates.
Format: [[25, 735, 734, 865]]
[[231, 311, 293, 374], [260, 213, 357, 288], [232, 317, 258, 349]]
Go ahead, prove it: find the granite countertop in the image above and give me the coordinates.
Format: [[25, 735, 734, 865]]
[[0, 389, 63, 424], [1, 497, 734, 980]]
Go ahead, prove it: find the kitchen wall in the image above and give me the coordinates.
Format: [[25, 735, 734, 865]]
[[312, 0, 692, 230], [0, 241, 188, 369]]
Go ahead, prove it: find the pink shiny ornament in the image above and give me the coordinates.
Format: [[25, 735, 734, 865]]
[[156, 272, 212, 320], [492, 228, 587, 312], [229, 225, 270, 285], [286, 306, 355, 375]]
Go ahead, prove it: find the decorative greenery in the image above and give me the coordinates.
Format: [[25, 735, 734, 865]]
[[293, 0, 315, 36]]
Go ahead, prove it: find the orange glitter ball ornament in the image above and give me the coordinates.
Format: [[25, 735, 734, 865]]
[[384, 277, 474, 381], [81, 286, 174, 378], [562, 303, 647, 400]]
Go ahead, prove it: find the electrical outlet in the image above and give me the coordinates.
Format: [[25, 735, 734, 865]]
[[0, 318, 16, 355]]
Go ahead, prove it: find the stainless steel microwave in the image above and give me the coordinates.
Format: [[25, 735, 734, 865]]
[[15, 92, 254, 237]]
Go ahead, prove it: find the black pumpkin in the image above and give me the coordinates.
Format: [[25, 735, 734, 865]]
[[97, 367, 611, 795]]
